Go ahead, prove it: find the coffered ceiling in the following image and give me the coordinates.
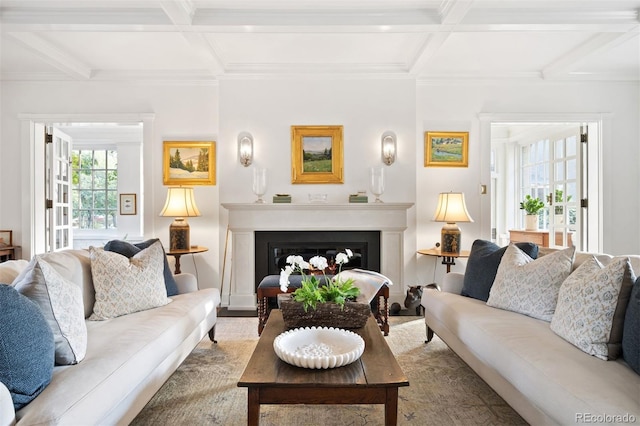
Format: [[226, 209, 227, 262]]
[[1, 0, 638, 83]]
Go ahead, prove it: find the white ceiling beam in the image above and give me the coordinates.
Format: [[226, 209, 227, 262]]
[[160, 1, 225, 75], [542, 31, 639, 79], [410, 0, 475, 75], [5, 32, 92, 80], [160, 0, 195, 26]]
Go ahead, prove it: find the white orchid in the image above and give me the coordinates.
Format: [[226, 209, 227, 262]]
[[279, 249, 354, 294], [309, 255, 328, 271]]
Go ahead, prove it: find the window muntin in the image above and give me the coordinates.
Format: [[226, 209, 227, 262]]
[[72, 149, 118, 230]]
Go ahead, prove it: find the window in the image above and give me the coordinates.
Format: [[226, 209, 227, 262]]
[[519, 132, 579, 247], [71, 149, 118, 230]]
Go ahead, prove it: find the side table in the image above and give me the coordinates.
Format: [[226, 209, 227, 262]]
[[417, 248, 470, 273], [166, 246, 208, 274]]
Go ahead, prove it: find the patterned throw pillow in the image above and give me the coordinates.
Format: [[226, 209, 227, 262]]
[[89, 240, 170, 320], [461, 239, 539, 302], [551, 256, 635, 360], [622, 277, 640, 373], [487, 244, 575, 321], [13, 257, 87, 365]]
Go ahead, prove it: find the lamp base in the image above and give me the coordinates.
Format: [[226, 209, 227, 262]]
[[169, 218, 190, 251], [441, 222, 461, 255]]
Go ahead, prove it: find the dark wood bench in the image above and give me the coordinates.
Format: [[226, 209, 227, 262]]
[[257, 274, 389, 336]]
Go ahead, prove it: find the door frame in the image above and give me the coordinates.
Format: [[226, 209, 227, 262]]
[[18, 113, 155, 258], [479, 112, 610, 253]]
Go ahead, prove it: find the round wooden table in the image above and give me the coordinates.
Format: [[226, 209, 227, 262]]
[[166, 246, 208, 274], [417, 248, 470, 273]]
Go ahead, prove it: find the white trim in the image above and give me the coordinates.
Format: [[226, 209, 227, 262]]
[[19, 113, 155, 258]]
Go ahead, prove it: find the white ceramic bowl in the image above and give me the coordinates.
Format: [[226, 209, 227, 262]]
[[273, 327, 365, 369]]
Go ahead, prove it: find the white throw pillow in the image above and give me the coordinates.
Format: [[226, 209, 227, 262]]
[[13, 256, 87, 365], [551, 256, 635, 360], [487, 244, 575, 321], [89, 240, 170, 320]]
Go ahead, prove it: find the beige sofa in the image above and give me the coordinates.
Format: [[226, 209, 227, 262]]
[[0, 249, 220, 426], [421, 249, 640, 425]]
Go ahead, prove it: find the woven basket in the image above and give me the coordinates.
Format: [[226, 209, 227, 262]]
[[279, 295, 370, 329]]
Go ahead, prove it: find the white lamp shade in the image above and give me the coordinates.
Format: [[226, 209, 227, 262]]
[[381, 131, 396, 165], [238, 131, 253, 167], [432, 192, 473, 223], [160, 187, 201, 217]]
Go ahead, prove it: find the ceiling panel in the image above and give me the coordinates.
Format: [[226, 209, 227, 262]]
[[0, 37, 61, 73], [42, 32, 206, 70], [423, 32, 591, 73], [209, 32, 425, 67]]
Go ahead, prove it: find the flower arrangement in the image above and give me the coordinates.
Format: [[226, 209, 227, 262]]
[[279, 249, 360, 312]]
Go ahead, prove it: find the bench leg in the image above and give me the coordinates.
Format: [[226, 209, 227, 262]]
[[257, 296, 269, 336], [208, 325, 217, 344]]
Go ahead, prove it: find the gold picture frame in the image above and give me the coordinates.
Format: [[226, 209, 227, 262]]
[[291, 125, 344, 184], [163, 141, 216, 185], [425, 131, 469, 167]]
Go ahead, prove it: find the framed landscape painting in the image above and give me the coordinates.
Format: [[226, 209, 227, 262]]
[[425, 131, 469, 167], [291, 125, 344, 184], [163, 141, 216, 185]]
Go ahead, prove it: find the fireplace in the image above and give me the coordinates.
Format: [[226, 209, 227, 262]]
[[222, 202, 412, 310], [254, 230, 381, 291]]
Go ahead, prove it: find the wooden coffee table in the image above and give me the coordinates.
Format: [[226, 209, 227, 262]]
[[237, 310, 409, 425]]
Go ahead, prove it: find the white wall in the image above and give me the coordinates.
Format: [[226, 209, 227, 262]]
[[0, 82, 221, 287], [416, 81, 640, 284], [1, 78, 638, 294]]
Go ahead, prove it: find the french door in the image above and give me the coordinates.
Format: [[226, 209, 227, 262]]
[[44, 127, 73, 252]]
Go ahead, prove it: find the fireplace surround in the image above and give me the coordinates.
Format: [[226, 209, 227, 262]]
[[254, 230, 381, 291], [222, 202, 413, 310]]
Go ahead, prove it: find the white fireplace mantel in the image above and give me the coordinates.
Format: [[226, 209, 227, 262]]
[[222, 202, 414, 310]]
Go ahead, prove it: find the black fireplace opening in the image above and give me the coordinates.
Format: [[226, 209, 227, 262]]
[[254, 230, 381, 292]]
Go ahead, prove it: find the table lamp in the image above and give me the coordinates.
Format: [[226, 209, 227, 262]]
[[432, 192, 473, 255], [160, 187, 201, 250]]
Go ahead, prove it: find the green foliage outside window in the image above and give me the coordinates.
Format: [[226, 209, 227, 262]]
[[71, 150, 118, 230]]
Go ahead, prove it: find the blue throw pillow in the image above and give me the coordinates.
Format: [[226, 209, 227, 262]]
[[104, 239, 179, 296], [622, 277, 640, 374], [0, 284, 55, 410], [461, 239, 539, 302]]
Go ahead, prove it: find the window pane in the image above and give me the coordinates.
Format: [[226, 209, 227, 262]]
[[566, 136, 577, 157], [555, 161, 564, 180], [107, 150, 118, 169], [567, 158, 576, 180], [94, 191, 106, 209], [93, 170, 106, 189], [555, 139, 564, 159], [107, 170, 118, 189], [79, 151, 93, 169], [94, 151, 107, 169], [79, 171, 92, 189]]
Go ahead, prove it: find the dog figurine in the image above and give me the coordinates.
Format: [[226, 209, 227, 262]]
[[404, 285, 424, 315]]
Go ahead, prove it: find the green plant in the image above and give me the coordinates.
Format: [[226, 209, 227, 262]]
[[279, 249, 359, 312], [553, 189, 573, 214], [519, 194, 545, 215]]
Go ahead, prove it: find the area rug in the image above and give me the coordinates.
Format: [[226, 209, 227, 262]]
[[131, 317, 526, 425]]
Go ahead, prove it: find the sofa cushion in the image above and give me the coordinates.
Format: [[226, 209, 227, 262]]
[[623, 277, 640, 373], [104, 239, 179, 296], [551, 256, 635, 360], [89, 241, 170, 320], [0, 284, 55, 410], [13, 257, 87, 365], [461, 239, 539, 301], [487, 244, 575, 321]]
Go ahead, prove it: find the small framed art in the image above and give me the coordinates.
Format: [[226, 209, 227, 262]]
[[119, 193, 137, 215], [425, 131, 469, 167]]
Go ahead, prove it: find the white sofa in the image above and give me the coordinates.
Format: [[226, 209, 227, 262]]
[[0, 249, 220, 426], [421, 249, 640, 425]]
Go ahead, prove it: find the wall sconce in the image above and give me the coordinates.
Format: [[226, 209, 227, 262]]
[[381, 131, 396, 165], [238, 132, 253, 167]]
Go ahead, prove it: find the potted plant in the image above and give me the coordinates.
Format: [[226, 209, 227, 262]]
[[278, 249, 370, 329], [553, 189, 572, 224], [519, 194, 545, 231]]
